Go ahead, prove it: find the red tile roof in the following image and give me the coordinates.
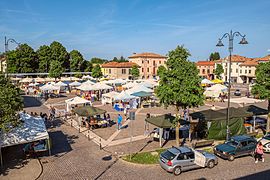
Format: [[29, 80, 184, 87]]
[[128, 52, 166, 59], [196, 61, 215, 66], [224, 55, 252, 62], [239, 60, 258, 66], [101, 62, 139, 68]]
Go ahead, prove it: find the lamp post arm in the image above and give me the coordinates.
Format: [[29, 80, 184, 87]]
[[219, 33, 230, 41], [232, 31, 246, 39]]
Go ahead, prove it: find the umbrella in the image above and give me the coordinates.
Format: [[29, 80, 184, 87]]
[[91, 82, 113, 90], [55, 81, 68, 87], [201, 78, 214, 84], [122, 82, 137, 89], [69, 81, 81, 86], [73, 106, 106, 117], [40, 84, 59, 91], [140, 81, 154, 88], [82, 75, 94, 80], [126, 84, 154, 94]]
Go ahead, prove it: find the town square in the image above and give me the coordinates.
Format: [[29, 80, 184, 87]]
[[0, 0, 270, 180]]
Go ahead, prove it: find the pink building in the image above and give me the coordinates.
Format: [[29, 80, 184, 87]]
[[196, 61, 215, 80]]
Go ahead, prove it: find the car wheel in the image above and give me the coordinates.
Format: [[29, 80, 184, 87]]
[[228, 155, 235, 161], [173, 166, 182, 176], [207, 160, 215, 169]]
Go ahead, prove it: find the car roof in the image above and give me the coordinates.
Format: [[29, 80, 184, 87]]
[[169, 146, 192, 155], [232, 135, 252, 141]]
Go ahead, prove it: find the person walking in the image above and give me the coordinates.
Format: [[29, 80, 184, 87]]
[[117, 114, 122, 130], [255, 142, 264, 163]]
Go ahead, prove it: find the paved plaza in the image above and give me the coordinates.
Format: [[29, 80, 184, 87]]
[[1, 94, 270, 179]]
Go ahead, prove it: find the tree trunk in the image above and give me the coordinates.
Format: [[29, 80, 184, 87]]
[[267, 99, 270, 132], [175, 106, 180, 147]]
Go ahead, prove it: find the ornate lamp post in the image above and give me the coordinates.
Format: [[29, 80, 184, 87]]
[[216, 30, 248, 141], [4, 36, 20, 76]]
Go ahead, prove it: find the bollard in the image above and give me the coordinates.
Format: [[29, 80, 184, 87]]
[[78, 126, 80, 133], [88, 130, 90, 141], [99, 138, 102, 150]]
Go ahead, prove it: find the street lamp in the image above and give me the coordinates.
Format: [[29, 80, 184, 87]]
[[216, 30, 248, 141], [4, 36, 20, 76]]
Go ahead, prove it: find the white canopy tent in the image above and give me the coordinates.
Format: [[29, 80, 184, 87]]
[[225, 97, 264, 105], [0, 113, 50, 167], [69, 81, 81, 86], [40, 83, 59, 91], [76, 80, 95, 91], [201, 78, 214, 84], [82, 75, 94, 80], [107, 79, 127, 85], [204, 84, 227, 98], [122, 82, 137, 89], [114, 90, 136, 101], [65, 96, 91, 112], [126, 84, 154, 94], [91, 82, 113, 90], [102, 91, 120, 104], [55, 81, 68, 87]]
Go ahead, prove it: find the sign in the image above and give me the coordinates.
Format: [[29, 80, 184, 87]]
[[129, 112, 135, 120], [194, 150, 206, 167]]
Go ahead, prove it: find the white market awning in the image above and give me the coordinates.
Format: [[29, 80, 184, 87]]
[[65, 96, 91, 105]]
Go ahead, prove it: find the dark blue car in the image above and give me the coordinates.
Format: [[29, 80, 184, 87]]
[[214, 135, 257, 161]]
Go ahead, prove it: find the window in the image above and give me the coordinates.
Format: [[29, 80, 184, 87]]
[[122, 69, 126, 74], [245, 70, 247, 74], [142, 60, 144, 64], [202, 69, 205, 74], [236, 69, 238, 73], [142, 68, 144, 72], [248, 140, 255, 145], [207, 69, 210, 74], [249, 70, 251, 74], [177, 154, 187, 160], [240, 141, 248, 147], [186, 152, 195, 159], [153, 61, 155, 66], [240, 70, 242, 73], [129, 69, 131, 74], [159, 61, 161, 64], [147, 68, 149, 72], [109, 69, 111, 74]]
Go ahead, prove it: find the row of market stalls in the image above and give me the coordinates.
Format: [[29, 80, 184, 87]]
[[145, 105, 268, 147]]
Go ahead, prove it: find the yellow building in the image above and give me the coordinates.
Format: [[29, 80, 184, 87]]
[[101, 61, 139, 79], [0, 56, 6, 73], [128, 52, 167, 79]]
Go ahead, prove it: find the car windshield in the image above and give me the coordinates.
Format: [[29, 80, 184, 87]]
[[227, 139, 239, 147], [161, 150, 176, 160], [263, 135, 270, 140]]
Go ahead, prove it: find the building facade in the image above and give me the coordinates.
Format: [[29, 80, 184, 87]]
[[101, 62, 139, 79], [195, 61, 215, 80], [128, 52, 167, 79]]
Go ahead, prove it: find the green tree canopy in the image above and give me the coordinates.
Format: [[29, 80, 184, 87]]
[[50, 41, 69, 71], [91, 64, 103, 78], [156, 45, 204, 146], [49, 60, 64, 79], [111, 56, 128, 62], [0, 76, 23, 131], [37, 45, 51, 73], [130, 65, 140, 79], [214, 64, 224, 79], [70, 50, 84, 72], [251, 61, 270, 111], [6, 43, 38, 73], [82, 61, 93, 72], [90, 57, 106, 64], [157, 65, 166, 77], [209, 52, 220, 61]]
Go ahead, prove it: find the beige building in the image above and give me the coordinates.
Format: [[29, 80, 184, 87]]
[[215, 55, 270, 84], [128, 52, 167, 79], [195, 61, 215, 80], [101, 62, 139, 79], [0, 56, 6, 73]]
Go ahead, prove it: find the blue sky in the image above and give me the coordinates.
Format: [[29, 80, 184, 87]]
[[1, 0, 270, 61]]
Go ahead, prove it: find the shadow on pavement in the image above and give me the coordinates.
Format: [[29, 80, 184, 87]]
[[236, 169, 270, 180], [0, 145, 30, 176], [23, 96, 42, 108]]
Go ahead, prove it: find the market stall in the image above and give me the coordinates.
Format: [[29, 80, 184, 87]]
[[65, 96, 91, 112]]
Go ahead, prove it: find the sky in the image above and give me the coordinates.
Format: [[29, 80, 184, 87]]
[[0, 0, 270, 61]]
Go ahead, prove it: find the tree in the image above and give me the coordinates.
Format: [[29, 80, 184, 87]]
[[111, 56, 128, 62], [209, 52, 220, 61], [157, 65, 166, 77], [130, 65, 140, 79], [91, 64, 103, 78], [156, 45, 204, 146], [0, 76, 23, 131], [49, 60, 64, 79], [69, 50, 84, 72], [90, 57, 106, 64], [251, 61, 270, 131], [6, 44, 38, 73], [37, 45, 51, 73], [83, 61, 93, 72], [50, 41, 69, 71], [214, 64, 224, 79]]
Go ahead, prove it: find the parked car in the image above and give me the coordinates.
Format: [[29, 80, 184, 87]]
[[258, 133, 270, 153], [234, 89, 241, 96], [214, 135, 257, 161], [159, 146, 218, 176]]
